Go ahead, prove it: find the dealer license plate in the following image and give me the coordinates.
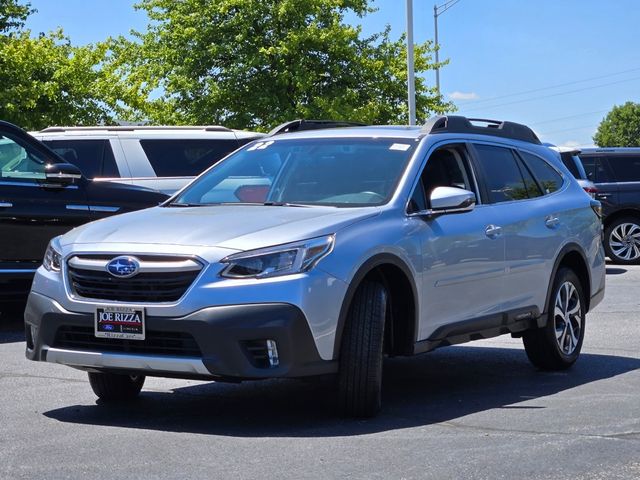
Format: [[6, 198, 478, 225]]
[[95, 306, 145, 340]]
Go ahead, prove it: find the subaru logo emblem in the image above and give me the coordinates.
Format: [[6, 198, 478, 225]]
[[106, 256, 140, 278]]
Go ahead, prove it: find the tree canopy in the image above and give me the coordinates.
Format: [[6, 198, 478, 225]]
[[593, 102, 640, 147], [112, 0, 452, 129], [0, 0, 451, 130]]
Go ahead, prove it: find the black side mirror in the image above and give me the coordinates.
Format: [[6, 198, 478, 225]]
[[43, 163, 83, 188]]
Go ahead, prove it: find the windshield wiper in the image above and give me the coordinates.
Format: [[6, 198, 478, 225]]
[[262, 201, 311, 207], [164, 202, 206, 207]]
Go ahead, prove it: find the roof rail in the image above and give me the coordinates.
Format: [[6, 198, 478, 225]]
[[422, 115, 541, 145], [38, 125, 233, 133], [268, 119, 367, 136]]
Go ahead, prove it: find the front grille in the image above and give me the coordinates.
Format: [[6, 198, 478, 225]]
[[67, 255, 202, 302], [54, 326, 202, 357]]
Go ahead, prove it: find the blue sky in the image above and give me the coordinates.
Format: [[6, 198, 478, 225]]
[[25, 0, 640, 147]]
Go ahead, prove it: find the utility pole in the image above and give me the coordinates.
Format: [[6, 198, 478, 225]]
[[406, 0, 416, 125], [434, 0, 461, 94]]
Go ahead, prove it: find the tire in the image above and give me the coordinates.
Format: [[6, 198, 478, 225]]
[[523, 268, 586, 370], [88, 372, 145, 402], [338, 281, 387, 418], [604, 216, 640, 265]]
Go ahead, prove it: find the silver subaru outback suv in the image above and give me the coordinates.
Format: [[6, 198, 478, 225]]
[[25, 116, 605, 417]]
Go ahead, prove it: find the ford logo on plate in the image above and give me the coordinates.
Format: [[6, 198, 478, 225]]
[[106, 256, 140, 279]]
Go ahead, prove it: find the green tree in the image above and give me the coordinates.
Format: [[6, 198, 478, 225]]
[[593, 102, 640, 147], [0, 0, 138, 130], [0, 0, 33, 35], [114, 0, 452, 129]]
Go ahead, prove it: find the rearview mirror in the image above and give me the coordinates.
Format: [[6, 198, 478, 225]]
[[43, 163, 83, 188]]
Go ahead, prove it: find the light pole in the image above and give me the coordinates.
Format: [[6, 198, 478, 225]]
[[406, 0, 416, 125], [434, 0, 460, 94]]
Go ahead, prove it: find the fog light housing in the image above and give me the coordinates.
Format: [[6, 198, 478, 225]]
[[266, 339, 279, 367], [243, 339, 280, 368]]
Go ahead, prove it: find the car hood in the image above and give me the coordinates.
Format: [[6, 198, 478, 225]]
[[61, 205, 379, 252]]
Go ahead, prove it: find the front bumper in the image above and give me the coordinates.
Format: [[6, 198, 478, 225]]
[[24, 292, 336, 380]]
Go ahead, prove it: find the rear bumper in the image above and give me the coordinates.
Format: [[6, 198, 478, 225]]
[[24, 291, 336, 380]]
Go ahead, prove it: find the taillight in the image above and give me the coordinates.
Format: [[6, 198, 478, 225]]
[[583, 186, 598, 199], [590, 200, 602, 219]]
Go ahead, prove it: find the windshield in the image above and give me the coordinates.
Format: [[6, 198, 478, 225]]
[[171, 137, 418, 207]]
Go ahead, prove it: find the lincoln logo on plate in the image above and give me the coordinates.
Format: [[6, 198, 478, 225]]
[[106, 256, 140, 278]]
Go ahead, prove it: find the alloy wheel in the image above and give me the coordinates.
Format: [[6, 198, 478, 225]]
[[553, 281, 582, 355], [609, 222, 640, 261]]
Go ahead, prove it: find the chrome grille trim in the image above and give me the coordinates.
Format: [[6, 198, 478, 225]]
[[68, 256, 202, 273]]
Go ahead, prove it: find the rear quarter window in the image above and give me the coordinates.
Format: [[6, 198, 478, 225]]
[[604, 155, 640, 182], [140, 139, 239, 177], [42, 139, 119, 179]]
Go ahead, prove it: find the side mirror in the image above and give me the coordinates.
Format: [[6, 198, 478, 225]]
[[410, 186, 476, 218], [43, 163, 83, 188]]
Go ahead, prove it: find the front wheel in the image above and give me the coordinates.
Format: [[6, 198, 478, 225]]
[[523, 268, 586, 370], [88, 372, 145, 402], [337, 281, 387, 418], [604, 216, 640, 265]]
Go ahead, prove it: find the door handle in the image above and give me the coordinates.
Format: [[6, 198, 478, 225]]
[[0, 202, 13, 208], [595, 193, 609, 199], [545, 216, 560, 229], [485, 224, 502, 238]]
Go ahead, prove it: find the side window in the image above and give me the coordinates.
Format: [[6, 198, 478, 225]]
[[520, 151, 563, 194], [580, 156, 611, 183], [0, 133, 48, 182], [42, 139, 119, 179], [473, 144, 530, 203], [604, 155, 640, 182], [140, 139, 239, 177], [410, 145, 477, 211], [102, 142, 119, 177]]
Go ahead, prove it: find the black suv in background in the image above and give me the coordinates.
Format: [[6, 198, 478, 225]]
[[579, 148, 640, 264], [0, 120, 168, 302]]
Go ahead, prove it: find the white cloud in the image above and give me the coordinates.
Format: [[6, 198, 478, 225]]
[[558, 140, 582, 149], [448, 91, 479, 101]]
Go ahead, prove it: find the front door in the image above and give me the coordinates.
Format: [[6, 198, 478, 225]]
[[409, 143, 506, 340], [0, 125, 91, 269]]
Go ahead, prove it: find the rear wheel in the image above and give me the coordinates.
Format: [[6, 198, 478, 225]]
[[338, 281, 387, 418], [88, 372, 145, 401], [523, 268, 585, 370], [604, 216, 640, 265]]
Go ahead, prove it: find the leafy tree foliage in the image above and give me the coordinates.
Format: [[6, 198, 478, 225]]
[[115, 0, 452, 129], [0, 0, 33, 35], [0, 1, 131, 129], [594, 102, 640, 147]]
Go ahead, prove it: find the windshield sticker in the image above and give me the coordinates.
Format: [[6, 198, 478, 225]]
[[389, 143, 411, 151], [246, 140, 275, 152]]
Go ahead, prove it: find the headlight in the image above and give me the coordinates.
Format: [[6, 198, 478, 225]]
[[43, 238, 62, 272], [220, 235, 335, 279]]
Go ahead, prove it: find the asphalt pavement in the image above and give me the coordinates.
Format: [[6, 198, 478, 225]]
[[1, 265, 638, 479]]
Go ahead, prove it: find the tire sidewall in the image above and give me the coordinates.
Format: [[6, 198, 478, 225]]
[[545, 268, 586, 364]]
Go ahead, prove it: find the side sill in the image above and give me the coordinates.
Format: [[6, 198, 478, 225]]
[[413, 306, 540, 355]]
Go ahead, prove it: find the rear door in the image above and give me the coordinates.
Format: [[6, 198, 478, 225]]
[[469, 143, 561, 317]]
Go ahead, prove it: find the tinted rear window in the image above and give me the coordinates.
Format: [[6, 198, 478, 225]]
[[520, 152, 563, 194], [604, 155, 640, 182], [580, 156, 612, 183], [140, 139, 239, 177], [42, 139, 118, 179], [473, 144, 530, 203]]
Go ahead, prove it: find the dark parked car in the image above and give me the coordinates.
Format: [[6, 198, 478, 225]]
[[579, 147, 640, 264], [0, 120, 169, 301]]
